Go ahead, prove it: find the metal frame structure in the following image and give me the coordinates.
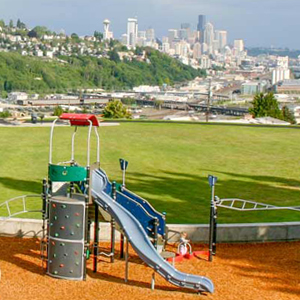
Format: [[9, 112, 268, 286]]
[[0, 195, 42, 219], [44, 113, 101, 280], [208, 175, 300, 262]]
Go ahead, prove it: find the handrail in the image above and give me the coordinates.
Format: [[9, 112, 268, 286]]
[[0, 195, 42, 219], [216, 198, 300, 212]]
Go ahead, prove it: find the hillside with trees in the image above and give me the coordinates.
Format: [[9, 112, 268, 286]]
[[0, 50, 205, 96]]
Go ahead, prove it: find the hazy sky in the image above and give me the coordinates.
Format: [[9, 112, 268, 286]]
[[0, 0, 299, 49]]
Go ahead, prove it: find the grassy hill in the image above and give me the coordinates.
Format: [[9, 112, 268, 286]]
[[0, 50, 205, 95], [0, 122, 300, 224]]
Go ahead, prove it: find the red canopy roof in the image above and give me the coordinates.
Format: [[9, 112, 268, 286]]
[[60, 113, 100, 127]]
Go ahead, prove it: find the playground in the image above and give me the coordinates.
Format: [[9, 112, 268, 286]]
[[0, 115, 299, 298], [0, 238, 299, 300]]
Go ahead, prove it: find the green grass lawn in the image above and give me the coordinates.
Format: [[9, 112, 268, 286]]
[[0, 123, 300, 224]]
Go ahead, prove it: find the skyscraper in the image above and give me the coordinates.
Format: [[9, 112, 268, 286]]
[[215, 30, 227, 51], [146, 28, 155, 42], [197, 15, 206, 32], [204, 22, 214, 53], [197, 15, 206, 42], [127, 18, 138, 48]]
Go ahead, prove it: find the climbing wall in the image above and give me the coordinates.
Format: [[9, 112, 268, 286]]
[[47, 196, 86, 280]]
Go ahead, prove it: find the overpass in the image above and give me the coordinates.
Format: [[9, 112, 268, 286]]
[[188, 103, 249, 116]]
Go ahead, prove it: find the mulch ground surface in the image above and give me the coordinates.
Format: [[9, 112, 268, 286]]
[[0, 237, 299, 300]]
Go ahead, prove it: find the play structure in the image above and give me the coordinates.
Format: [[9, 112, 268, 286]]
[[207, 175, 300, 261], [38, 113, 213, 293]]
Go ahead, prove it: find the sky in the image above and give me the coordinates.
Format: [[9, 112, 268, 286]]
[[0, 0, 299, 49]]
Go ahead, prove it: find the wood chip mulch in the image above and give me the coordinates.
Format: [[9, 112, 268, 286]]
[[0, 237, 299, 300]]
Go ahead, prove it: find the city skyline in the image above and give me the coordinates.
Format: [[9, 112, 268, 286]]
[[0, 0, 300, 49]]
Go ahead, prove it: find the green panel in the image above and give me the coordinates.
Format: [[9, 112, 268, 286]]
[[49, 164, 88, 182]]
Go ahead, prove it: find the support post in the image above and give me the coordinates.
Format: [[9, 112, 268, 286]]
[[162, 212, 167, 251], [111, 181, 117, 263], [125, 238, 129, 283], [120, 234, 124, 259], [119, 159, 129, 187], [151, 272, 155, 290], [208, 175, 217, 262], [212, 198, 218, 256], [83, 166, 90, 280], [41, 179, 47, 265], [153, 218, 158, 250], [93, 203, 99, 273], [111, 218, 116, 263]]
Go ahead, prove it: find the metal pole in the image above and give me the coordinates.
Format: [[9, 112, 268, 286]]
[[162, 212, 167, 251], [111, 218, 115, 263], [93, 203, 99, 273], [206, 79, 212, 123], [125, 238, 129, 283], [153, 218, 158, 250], [208, 175, 217, 262], [212, 200, 218, 256], [120, 234, 124, 259], [122, 167, 126, 187], [151, 272, 155, 290], [111, 181, 117, 263]]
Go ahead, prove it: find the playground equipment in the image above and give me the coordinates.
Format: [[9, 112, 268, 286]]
[[39, 113, 214, 293], [92, 168, 214, 293], [207, 175, 300, 261]]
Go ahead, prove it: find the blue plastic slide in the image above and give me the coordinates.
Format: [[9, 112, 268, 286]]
[[91, 169, 214, 294]]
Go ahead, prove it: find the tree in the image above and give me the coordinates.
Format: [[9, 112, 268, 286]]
[[103, 100, 131, 119], [282, 106, 296, 124], [53, 106, 64, 116], [249, 93, 282, 119], [94, 31, 103, 41], [154, 100, 163, 110], [9, 19, 14, 28], [108, 49, 120, 63]]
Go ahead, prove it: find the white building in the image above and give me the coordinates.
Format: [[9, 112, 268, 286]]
[[146, 28, 155, 42], [272, 68, 290, 85], [127, 18, 138, 48], [168, 29, 178, 43], [8, 92, 28, 102], [203, 22, 214, 54], [215, 30, 227, 51], [276, 56, 289, 69], [200, 55, 212, 69], [162, 42, 170, 53], [234, 39, 244, 53], [193, 42, 202, 59]]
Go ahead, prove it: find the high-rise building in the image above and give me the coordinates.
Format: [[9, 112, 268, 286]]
[[168, 29, 178, 43], [146, 28, 155, 42], [215, 30, 227, 51], [234, 39, 244, 52], [193, 42, 202, 60], [127, 18, 138, 48], [204, 22, 214, 53], [197, 15, 206, 32], [197, 15, 206, 42], [178, 29, 188, 40], [181, 23, 191, 30]]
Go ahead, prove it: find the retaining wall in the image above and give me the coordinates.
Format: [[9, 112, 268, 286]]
[[1, 218, 299, 243]]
